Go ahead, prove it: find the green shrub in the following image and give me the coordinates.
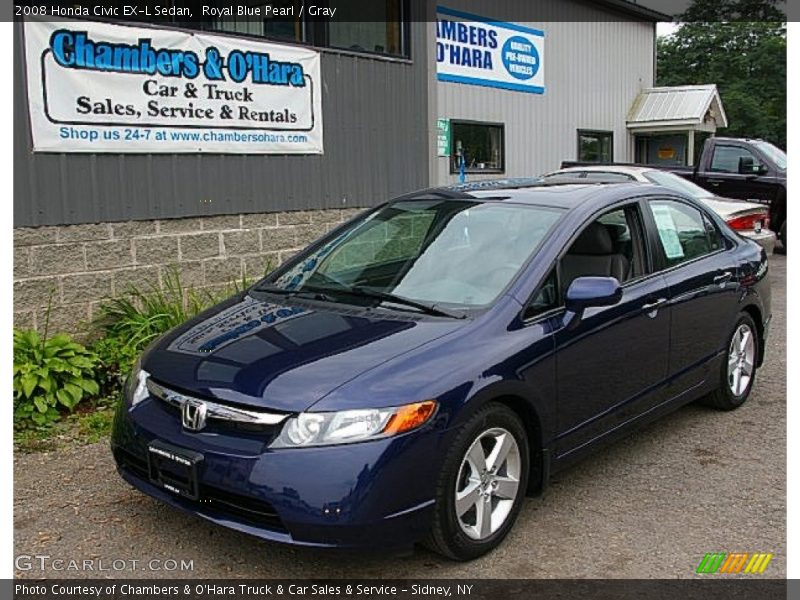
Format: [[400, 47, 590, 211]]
[[13, 329, 100, 428], [90, 335, 142, 396], [94, 268, 215, 349], [94, 268, 255, 348]]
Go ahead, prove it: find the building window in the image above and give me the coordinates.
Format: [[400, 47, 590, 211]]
[[450, 121, 505, 174], [328, 1, 406, 56], [146, 0, 409, 58], [577, 130, 613, 163]]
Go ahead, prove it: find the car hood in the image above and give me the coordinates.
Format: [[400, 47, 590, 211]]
[[142, 293, 466, 412]]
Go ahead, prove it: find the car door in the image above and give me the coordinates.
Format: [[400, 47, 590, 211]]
[[703, 143, 774, 206], [550, 203, 671, 458], [641, 197, 742, 394]]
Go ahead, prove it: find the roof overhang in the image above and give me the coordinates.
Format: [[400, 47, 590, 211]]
[[589, 0, 672, 22], [627, 84, 728, 133]]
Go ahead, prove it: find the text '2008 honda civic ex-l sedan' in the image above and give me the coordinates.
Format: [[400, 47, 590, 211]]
[[112, 180, 771, 560]]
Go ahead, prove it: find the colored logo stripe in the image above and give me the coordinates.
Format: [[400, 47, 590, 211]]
[[719, 553, 749, 573], [697, 553, 726, 574], [745, 553, 773, 574], [696, 552, 773, 574]]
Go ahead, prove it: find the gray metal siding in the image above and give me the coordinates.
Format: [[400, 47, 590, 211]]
[[14, 10, 430, 227], [432, 0, 656, 184]]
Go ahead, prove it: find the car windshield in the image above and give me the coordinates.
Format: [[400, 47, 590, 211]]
[[752, 141, 787, 170], [259, 200, 564, 310], [643, 170, 715, 200]]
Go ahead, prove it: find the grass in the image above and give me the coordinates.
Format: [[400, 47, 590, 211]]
[[13, 401, 117, 454]]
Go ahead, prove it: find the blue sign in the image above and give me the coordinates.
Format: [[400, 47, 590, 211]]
[[436, 6, 545, 94], [501, 36, 541, 81]]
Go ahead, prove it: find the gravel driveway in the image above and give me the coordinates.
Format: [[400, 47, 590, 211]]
[[14, 255, 786, 579]]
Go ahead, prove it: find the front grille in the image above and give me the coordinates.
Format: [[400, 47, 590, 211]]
[[202, 485, 287, 532], [115, 447, 149, 479], [146, 378, 289, 432], [114, 447, 287, 533]]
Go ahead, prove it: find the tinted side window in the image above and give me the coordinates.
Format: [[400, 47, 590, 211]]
[[526, 269, 560, 319], [703, 213, 723, 252], [559, 206, 643, 295], [648, 200, 714, 267], [710, 145, 761, 173]]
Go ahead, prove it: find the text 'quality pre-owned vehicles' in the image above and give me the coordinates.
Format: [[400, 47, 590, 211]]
[[112, 180, 771, 560]]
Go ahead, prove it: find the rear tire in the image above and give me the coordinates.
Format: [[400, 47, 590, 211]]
[[424, 403, 529, 560], [702, 313, 759, 410], [779, 221, 786, 253]]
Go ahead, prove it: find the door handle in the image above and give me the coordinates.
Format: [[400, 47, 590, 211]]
[[641, 298, 667, 316], [713, 271, 733, 285]]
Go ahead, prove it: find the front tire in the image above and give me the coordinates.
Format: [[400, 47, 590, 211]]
[[425, 403, 529, 560], [702, 313, 759, 410]]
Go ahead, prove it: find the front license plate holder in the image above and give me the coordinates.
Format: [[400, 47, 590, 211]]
[[147, 440, 204, 500]]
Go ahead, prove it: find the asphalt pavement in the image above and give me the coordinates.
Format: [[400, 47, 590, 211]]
[[14, 255, 786, 579]]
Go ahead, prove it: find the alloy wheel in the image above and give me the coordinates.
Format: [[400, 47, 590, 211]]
[[728, 323, 756, 396], [454, 427, 521, 540]]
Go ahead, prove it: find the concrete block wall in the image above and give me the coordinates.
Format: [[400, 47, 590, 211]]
[[13, 208, 365, 338]]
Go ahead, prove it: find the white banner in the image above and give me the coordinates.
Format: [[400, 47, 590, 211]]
[[436, 6, 545, 94], [23, 19, 323, 153]]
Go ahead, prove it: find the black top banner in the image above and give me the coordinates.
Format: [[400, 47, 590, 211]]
[[7, 0, 793, 23]]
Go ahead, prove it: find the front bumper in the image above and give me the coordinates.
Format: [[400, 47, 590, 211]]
[[111, 398, 441, 549]]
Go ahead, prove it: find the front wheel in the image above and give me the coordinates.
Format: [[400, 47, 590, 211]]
[[702, 313, 759, 410], [425, 403, 529, 560]]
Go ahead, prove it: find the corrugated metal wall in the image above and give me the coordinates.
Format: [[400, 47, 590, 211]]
[[14, 7, 430, 227], [432, 0, 656, 184]]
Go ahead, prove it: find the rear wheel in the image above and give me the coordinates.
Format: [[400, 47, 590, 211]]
[[702, 313, 759, 410], [425, 403, 529, 560], [779, 221, 786, 253]]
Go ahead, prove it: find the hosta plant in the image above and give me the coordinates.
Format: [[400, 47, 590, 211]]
[[13, 329, 100, 428]]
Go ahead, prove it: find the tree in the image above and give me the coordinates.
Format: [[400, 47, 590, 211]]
[[657, 0, 786, 148]]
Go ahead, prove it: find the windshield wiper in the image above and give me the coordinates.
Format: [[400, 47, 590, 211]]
[[345, 286, 467, 319], [254, 284, 466, 319], [251, 284, 338, 303], [252, 283, 295, 294]]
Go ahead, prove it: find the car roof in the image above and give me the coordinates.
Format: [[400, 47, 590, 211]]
[[395, 178, 666, 210], [712, 137, 765, 143], [547, 165, 653, 178]]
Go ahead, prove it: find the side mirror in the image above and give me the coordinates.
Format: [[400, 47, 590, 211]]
[[565, 276, 622, 315], [738, 155, 759, 175]]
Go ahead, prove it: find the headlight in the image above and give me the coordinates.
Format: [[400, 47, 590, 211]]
[[126, 361, 151, 408], [270, 400, 437, 448]]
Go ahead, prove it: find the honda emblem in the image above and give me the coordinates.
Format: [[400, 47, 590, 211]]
[[181, 399, 207, 431]]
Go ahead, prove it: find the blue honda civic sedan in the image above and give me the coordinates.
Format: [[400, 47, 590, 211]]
[[112, 180, 771, 560]]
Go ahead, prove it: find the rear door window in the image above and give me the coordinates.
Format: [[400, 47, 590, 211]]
[[647, 200, 717, 268]]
